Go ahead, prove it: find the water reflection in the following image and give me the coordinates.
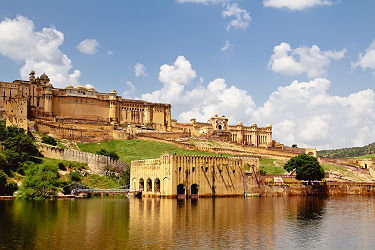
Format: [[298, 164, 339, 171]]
[[1, 196, 375, 249]]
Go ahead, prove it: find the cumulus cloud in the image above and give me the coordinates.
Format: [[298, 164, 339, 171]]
[[251, 78, 375, 149], [142, 56, 256, 124], [142, 56, 375, 149], [76, 39, 99, 55], [220, 40, 232, 52], [263, 0, 333, 11], [107, 50, 114, 55], [222, 3, 251, 31], [269, 42, 346, 78], [142, 56, 196, 104], [122, 81, 136, 98], [352, 40, 375, 75], [134, 62, 147, 77], [0, 15, 81, 87]]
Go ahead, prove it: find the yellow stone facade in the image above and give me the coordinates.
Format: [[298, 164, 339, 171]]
[[171, 115, 273, 147], [0, 71, 172, 133], [130, 154, 259, 197], [0, 72, 274, 146]]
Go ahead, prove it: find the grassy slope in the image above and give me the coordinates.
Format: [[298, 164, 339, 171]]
[[78, 139, 230, 163], [259, 158, 287, 175]]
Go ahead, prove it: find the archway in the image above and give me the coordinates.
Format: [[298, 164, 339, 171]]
[[191, 184, 199, 199], [154, 178, 160, 193], [365, 164, 368, 169], [177, 184, 186, 200], [139, 178, 144, 191], [146, 178, 152, 192]]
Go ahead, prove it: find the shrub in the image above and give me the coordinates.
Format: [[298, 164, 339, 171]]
[[96, 149, 119, 161], [58, 162, 66, 171], [69, 171, 81, 183], [41, 135, 57, 146]]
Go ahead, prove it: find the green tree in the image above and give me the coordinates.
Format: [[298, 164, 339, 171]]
[[284, 154, 325, 181], [0, 154, 8, 174], [2, 131, 39, 172], [69, 171, 81, 183], [0, 170, 7, 195], [17, 163, 60, 200], [41, 135, 57, 146], [0, 120, 6, 141]]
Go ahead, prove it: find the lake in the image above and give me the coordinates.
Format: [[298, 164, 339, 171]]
[[1, 196, 375, 249]]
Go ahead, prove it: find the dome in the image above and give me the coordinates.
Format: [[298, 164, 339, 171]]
[[109, 89, 117, 94], [65, 84, 73, 89], [266, 123, 272, 128], [29, 70, 35, 75], [251, 123, 257, 126], [237, 121, 243, 126], [74, 85, 86, 90], [40, 73, 49, 80]]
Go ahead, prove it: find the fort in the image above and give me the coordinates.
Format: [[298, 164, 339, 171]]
[[0, 72, 322, 198], [0, 71, 282, 147]]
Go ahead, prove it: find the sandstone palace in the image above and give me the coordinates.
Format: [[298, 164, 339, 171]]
[[0, 72, 276, 147]]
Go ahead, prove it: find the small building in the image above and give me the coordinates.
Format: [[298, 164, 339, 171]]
[[130, 154, 259, 198]]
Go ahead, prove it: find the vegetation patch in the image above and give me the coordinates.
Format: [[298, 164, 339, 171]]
[[259, 158, 287, 175], [78, 139, 229, 163], [318, 142, 375, 158]]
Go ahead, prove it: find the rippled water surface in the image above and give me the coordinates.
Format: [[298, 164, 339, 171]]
[[1, 196, 375, 249]]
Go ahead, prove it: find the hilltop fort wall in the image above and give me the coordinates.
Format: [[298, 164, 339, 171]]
[[38, 144, 127, 174]]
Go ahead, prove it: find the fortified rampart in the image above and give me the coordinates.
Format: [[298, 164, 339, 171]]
[[38, 144, 127, 174], [35, 120, 130, 142]]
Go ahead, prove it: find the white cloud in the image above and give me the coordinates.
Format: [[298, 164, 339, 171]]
[[0, 15, 81, 87], [107, 50, 114, 55], [220, 40, 232, 52], [134, 62, 147, 77], [251, 78, 375, 149], [269, 42, 346, 78], [122, 81, 136, 98], [222, 3, 251, 31], [352, 40, 375, 75], [176, 0, 228, 4], [142, 56, 375, 149], [142, 56, 196, 105], [76, 39, 99, 55], [263, 0, 333, 11], [142, 56, 256, 123]]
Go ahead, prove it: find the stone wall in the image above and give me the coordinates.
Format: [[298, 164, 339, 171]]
[[35, 120, 130, 142], [261, 182, 375, 196], [38, 144, 128, 174]]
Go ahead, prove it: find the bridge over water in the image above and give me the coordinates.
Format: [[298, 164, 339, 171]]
[[62, 183, 142, 197]]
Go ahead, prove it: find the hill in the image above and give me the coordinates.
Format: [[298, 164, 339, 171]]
[[318, 142, 375, 158], [78, 139, 230, 163]]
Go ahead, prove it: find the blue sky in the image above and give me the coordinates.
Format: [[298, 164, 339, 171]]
[[0, 0, 375, 149]]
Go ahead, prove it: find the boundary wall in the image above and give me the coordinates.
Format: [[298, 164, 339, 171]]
[[38, 144, 127, 174]]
